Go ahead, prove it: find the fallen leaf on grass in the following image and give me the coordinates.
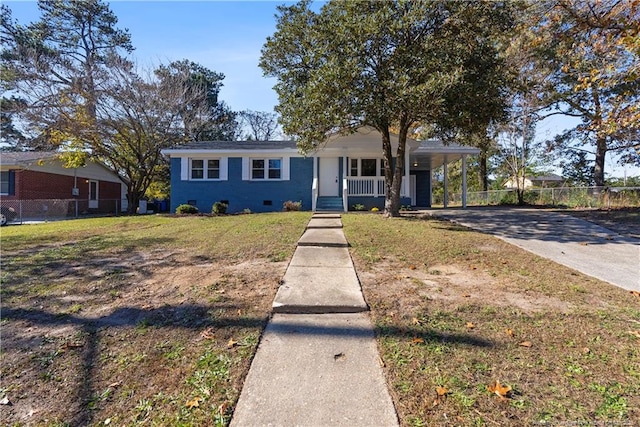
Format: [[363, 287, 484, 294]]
[[409, 265, 417, 270], [378, 356, 386, 368], [628, 330, 640, 339], [432, 386, 450, 406], [185, 396, 203, 408], [218, 402, 229, 415], [436, 386, 449, 397], [412, 337, 425, 344], [411, 317, 421, 325], [487, 380, 512, 399], [227, 339, 238, 349], [466, 322, 475, 329], [462, 293, 471, 298], [200, 328, 215, 339], [630, 291, 640, 300], [505, 329, 515, 338], [579, 242, 588, 246], [519, 341, 532, 348]]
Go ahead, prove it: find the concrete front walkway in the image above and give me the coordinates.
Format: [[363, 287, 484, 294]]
[[231, 214, 399, 426], [430, 207, 640, 292]]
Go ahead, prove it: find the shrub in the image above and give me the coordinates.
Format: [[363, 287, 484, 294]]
[[352, 204, 366, 211], [283, 200, 302, 211], [176, 204, 199, 214], [212, 201, 228, 215]]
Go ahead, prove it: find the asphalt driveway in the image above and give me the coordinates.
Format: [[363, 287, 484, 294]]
[[429, 207, 639, 292]]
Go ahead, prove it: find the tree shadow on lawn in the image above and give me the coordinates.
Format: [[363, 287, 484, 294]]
[[2, 303, 266, 426], [375, 323, 495, 348], [262, 318, 494, 348], [2, 302, 495, 425]]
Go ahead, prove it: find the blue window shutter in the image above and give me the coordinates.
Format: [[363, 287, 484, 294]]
[[220, 157, 228, 180], [282, 157, 290, 181], [8, 170, 15, 195], [181, 158, 189, 180], [242, 157, 250, 180]]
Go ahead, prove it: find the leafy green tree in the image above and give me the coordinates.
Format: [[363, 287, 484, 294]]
[[559, 149, 594, 187], [260, 0, 514, 216], [97, 66, 206, 213], [495, 13, 550, 205], [155, 60, 240, 141], [1, 0, 133, 143], [0, 97, 26, 150], [533, 0, 640, 186]]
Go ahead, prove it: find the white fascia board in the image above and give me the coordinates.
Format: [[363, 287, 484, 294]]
[[162, 149, 302, 157], [312, 147, 387, 157], [414, 147, 481, 155]]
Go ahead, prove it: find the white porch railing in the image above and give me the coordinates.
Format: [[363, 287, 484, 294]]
[[346, 177, 407, 197], [342, 178, 348, 212], [311, 178, 318, 211]]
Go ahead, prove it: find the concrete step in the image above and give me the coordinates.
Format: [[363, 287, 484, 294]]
[[316, 197, 344, 212], [298, 228, 348, 247], [273, 265, 367, 313], [313, 213, 342, 219], [307, 217, 343, 229]]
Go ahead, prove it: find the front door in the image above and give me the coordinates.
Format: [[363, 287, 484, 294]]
[[89, 180, 99, 209], [319, 157, 339, 196]]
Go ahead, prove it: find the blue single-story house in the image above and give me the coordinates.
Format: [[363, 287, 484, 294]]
[[161, 127, 479, 213]]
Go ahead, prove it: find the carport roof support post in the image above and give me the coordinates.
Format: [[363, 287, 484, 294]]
[[443, 155, 448, 209], [462, 154, 467, 209]]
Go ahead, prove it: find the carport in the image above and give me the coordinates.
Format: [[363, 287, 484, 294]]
[[409, 140, 481, 208]]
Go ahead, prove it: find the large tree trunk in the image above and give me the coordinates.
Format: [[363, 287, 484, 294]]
[[593, 136, 607, 188], [479, 149, 489, 191], [381, 127, 400, 217], [591, 88, 607, 188], [381, 120, 409, 218]]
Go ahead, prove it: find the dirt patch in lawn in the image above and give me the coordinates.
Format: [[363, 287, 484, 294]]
[[358, 261, 573, 317], [343, 213, 640, 427], [1, 246, 285, 426]]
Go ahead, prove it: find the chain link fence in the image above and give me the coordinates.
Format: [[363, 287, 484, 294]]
[[0, 198, 130, 225], [439, 186, 640, 208]]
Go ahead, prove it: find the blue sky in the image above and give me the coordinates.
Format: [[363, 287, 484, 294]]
[[5, 1, 637, 178], [5, 1, 295, 112]]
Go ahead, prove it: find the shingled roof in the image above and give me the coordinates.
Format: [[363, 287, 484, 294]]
[[0, 151, 59, 166], [177, 140, 299, 150]]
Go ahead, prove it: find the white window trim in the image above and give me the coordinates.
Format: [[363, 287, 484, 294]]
[[349, 158, 384, 177], [89, 180, 99, 201], [0, 170, 9, 196], [186, 157, 228, 181], [243, 156, 289, 181]]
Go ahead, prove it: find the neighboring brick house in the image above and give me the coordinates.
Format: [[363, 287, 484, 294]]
[[0, 151, 127, 220]]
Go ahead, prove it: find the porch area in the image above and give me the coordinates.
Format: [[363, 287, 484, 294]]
[[309, 128, 480, 212]]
